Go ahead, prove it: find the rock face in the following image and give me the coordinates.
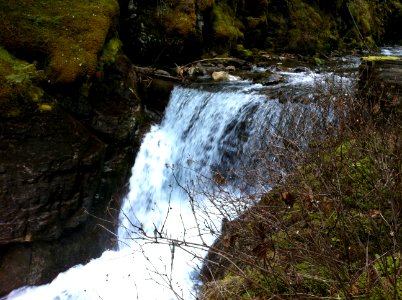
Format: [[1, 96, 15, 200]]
[[0, 108, 105, 244], [0, 45, 145, 295]]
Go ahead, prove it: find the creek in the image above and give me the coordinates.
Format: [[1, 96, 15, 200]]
[[5, 58, 358, 300]]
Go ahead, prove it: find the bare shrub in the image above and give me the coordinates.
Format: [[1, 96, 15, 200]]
[[198, 81, 402, 299]]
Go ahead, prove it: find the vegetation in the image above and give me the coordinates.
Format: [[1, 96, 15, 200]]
[[362, 56, 402, 61], [0, 46, 49, 117], [287, 0, 338, 54], [159, 0, 197, 36], [1, 0, 402, 297], [212, 2, 243, 43], [0, 0, 119, 83], [98, 37, 123, 71]]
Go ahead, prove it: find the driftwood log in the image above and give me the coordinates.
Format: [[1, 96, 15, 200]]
[[133, 66, 182, 82]]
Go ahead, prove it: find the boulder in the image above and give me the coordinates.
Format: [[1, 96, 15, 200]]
[[358, 56, 402, 115], [212, 71, 230, 81]]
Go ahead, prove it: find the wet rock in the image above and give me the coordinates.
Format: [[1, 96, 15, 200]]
[[212, 71, 230, 81], [0, 51, 144, 296], [0, 103, 105, 294], [251, 71, 285, 86], [140, 78, 175, 112], [89, 54, 142, 144]]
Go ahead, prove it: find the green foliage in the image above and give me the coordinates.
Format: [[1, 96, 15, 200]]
[[212, 2, 243, 42], [0, 0, 119, 83], [0, 46, 56, 117], [159, 0, 197, 36], [0, 46, 38, 85], [234, 44, 253, 60], [288, 0, 339, 54], [197, 0, 215, 11], [348, 0, 373, 35], [99, 37, 123, 70]]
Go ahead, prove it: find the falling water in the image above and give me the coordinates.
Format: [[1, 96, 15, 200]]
[[4, 68, 352, 300]]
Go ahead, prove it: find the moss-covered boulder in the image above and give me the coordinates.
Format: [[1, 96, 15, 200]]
[[0, 0, 119, 83]]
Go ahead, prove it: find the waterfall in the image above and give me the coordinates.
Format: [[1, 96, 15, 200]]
[[5, 75, 346, 300]]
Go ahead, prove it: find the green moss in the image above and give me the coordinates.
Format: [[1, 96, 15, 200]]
[[28, 86, 45, 102], [0, 0, 119, 83], [348, 0, 372, 35], [335, 140, 356, 157], [212, 2, 243, 42], [235, 44, 253, 59], [0, 46, 54, 118], [362, 55, 402, 61], [0, 47, 37, 84], [287, 1, 338, 54], [0, 46, 43, 101], [197, 0, 215, 11], [99, 37, 123, 70], [163, 11, 197, 36], [201, 273, 247, 300], [158, 0, 197, 36], [245, 16, 266, 29], [38, 103, 53, 112]]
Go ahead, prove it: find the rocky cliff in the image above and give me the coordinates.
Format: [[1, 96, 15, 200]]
[[0, 1, 150, 296]]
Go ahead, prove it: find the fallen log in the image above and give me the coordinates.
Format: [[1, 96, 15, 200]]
[[133, 66, 183, 82]]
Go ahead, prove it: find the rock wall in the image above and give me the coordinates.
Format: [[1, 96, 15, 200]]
[[0, 47, 146, 295], [0, 1, 155, 296]]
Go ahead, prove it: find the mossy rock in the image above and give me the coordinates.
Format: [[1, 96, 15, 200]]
[[362, 55, 402, 61], [98, 37, 123, 71], [0, 0, 119, 83], [0, 46, 49, 117]]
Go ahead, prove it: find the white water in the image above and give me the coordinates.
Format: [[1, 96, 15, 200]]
[[5, 71, 348, 300], [380, 46, 402, 56]]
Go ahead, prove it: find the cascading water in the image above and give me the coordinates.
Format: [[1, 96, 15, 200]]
[[4, 68, 352, 300]]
